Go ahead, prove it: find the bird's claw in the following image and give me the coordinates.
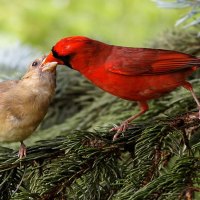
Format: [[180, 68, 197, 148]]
[[18, 143, 27, 159], [110, 121, 129, 141], [109, 124, 119, 132]]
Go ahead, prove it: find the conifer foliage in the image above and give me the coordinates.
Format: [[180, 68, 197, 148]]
[[1, 7, 200, 200]]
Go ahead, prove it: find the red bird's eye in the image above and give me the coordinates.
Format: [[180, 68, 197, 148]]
[[32, 61, 38, 67]]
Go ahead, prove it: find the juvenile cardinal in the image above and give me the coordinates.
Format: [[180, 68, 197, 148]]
[[0, 57, 57, 158], [43, 36, 200, 140]]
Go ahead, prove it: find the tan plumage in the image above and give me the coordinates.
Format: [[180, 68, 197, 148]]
[[0, 57, 57, 158]]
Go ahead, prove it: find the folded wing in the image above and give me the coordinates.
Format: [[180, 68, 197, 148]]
[[106, 47, 199, 76]]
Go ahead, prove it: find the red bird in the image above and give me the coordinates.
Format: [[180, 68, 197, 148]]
[[43, 36, 200, 140]]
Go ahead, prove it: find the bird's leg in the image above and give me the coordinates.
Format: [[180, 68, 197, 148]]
[[183, 82, 200, 119], [111, 101, 149, 141], [18, 141, 27, 159]]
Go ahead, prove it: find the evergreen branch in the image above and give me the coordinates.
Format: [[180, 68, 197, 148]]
[[114, 156, 200, 200], [133, 157, 200, 200], [0, 112, 199, 199]]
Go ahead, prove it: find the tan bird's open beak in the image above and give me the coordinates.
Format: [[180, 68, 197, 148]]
[[42, 62, 58, 72]]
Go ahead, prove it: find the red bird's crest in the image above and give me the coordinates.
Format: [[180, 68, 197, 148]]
[[52, 36, 92, 57]]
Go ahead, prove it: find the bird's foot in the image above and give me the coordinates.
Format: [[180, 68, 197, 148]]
[[110, 121, 129, 141], [18, 142, 27, 159]]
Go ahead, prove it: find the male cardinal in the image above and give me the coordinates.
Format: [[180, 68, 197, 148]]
[[43, 36, 200, 140], [0, 57, 57, 158]]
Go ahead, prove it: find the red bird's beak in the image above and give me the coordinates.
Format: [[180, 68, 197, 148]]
[[42, 52, 64, 65]]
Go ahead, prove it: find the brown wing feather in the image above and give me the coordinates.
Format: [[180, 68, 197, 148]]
[[106, 47, 199, 76]]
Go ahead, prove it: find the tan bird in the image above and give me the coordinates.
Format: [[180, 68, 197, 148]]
[[0, 57, 57, 159]]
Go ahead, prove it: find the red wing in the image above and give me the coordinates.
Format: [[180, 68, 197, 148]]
[[106, 47, 198, 76]]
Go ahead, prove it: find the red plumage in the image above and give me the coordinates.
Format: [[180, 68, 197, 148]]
[[43, 36, 200, 140]]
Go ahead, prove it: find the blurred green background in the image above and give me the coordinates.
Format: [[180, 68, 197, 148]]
[[0, 0, 186, 51]]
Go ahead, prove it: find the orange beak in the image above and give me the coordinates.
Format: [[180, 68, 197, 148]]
[[42, 52, 64, 65]]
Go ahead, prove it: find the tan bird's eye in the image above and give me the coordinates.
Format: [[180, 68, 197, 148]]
[[32, 61, 38, 67]]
